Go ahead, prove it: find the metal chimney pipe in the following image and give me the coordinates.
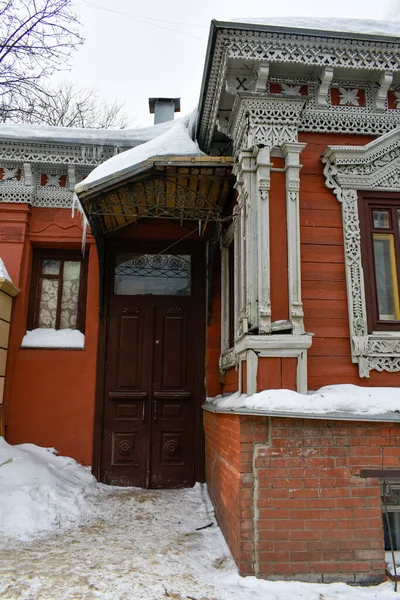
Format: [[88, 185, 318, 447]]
[[148, 98, 181, 125]]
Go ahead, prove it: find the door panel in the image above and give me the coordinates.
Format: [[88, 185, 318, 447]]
[[101, 249, 202, 488], [150, 300, 195, 487]]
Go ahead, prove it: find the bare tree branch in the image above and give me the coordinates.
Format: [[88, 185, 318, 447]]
[[0, 81, 129, 129], [0, 0, 83, 115]]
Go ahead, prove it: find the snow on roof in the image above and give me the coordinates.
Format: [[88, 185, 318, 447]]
[[207, 384, 400, 418], [0, 118, 179, 147], [0, 258, 12, 283], [229, 17, 400, 38], [75, 116, 204, 193]]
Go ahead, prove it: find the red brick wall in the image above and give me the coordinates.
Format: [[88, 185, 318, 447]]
[[204, 409, 394, 584], [204, 410, 253, 573]]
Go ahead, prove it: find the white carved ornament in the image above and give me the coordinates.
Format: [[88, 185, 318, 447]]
[[227, 94, 305, 154], [198, 27, 400, 153], [323, 127, 400, 377]]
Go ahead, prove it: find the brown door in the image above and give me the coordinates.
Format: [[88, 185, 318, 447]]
[[101, 249, 202, 488]]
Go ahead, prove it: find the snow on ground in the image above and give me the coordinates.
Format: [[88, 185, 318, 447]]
[[1, 437, 400, 599], [207, 384, 400, 417], [21, 328, 85, 349], [230, 17, 400, 37], [0, 438, 96, 539]]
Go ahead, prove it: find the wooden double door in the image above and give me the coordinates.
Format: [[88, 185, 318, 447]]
[[100, 248, 203, 488]]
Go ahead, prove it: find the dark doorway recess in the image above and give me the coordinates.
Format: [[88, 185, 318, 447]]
[[97, 240, 205, 488]]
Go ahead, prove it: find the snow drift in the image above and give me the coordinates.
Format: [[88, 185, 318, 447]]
[[0, 437, 97, 540], [207, 384, 400, 416]]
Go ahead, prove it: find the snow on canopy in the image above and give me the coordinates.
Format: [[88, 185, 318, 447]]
[[0, 118, 178, 147], [75, 114, 204, 193], [230, 17, 400, 37], [207, 384, 400, 417], [0, 437, 97, 540]]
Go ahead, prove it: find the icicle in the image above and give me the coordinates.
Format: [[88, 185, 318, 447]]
[[81, 212, 88, 256], [71, 193, 89, 255]]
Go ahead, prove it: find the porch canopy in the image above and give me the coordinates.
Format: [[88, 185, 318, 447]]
[[76, 155, 234, 237]]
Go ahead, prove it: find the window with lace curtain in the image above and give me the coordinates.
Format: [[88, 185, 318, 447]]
[[28, 250, 88, 333]]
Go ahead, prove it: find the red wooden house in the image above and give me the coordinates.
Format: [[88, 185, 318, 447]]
[[1, 17, 400, 585]]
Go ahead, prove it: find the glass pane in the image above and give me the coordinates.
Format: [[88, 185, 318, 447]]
[[60, 261, 81, 329], [42, 260, 60, 275], [114, 253, 191, 296], [373, 210, 390, 229], [38, 279, 59, 328], [373, 233, 400, 321], [384, 511, 400, 551]]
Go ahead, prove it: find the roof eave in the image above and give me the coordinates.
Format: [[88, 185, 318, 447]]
[[75, 155, 234, 199]]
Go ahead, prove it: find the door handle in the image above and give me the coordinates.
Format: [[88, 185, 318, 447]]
[[153, 398, 157, 422]]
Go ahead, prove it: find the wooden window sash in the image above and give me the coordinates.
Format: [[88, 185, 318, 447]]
[[359, 194, 400, 333], [28, 249, 88, 333]]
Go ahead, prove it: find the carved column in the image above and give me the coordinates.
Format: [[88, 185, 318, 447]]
[[233, 148, 259, 334], [282, 142, 306, 335], [255, 146, 272, 333]]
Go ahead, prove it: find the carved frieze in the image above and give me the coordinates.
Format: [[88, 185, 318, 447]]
[[227, 94, 305, 155], [199, 26, 400, 153]]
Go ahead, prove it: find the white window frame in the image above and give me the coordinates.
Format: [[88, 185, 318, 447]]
[[323, 127, 400, 377]]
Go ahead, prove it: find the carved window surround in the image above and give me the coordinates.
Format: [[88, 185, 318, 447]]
[[235, 334, 313, 395], [323, 127, 400, 377], [219, 95, 310, 391]]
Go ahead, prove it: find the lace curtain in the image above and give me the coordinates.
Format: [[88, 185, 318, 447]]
[[38, 261, 81, 329]]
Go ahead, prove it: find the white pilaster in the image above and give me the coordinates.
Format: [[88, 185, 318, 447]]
[[282, 142, 306, 335], [255, 146, 272, 334]]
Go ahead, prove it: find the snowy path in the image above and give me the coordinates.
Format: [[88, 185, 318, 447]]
[[0, 484, 399, 600]]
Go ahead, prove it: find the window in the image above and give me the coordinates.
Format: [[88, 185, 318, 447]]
[[359, 194, 400, 333], [221, 223, 235, 357], [114, 253, 191, 296], [28, 249, 87, 332], [382, 482, 400, 551]]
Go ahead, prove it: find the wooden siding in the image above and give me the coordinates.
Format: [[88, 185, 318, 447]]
[[298, 133, 400, 389]]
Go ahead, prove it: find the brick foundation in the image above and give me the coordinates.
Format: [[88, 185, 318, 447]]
[[203, 410, 396, 583]]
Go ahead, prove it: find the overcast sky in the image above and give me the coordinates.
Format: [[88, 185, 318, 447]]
[[62, 0, 399, 128]]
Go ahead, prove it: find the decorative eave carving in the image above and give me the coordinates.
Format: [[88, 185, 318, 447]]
[[322, 127, 400, 377], [198, 26, 400, 153], [227, 94, 305, 154], [0, 139, 115, 208]]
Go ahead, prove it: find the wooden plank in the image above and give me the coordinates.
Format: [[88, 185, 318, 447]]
[[308, 355, 356, 375], [308, 337, 351, 357], [300, 194, 341, 211], [301, 208, 343, 228], [298, 132, 374, 146], [300, 175, 333, 194], [303, 298, 348, 318], [301, 244, 344, 263], [301, 279, 347, 300], [301, 262, 346, 281], [304, 318, 350, 337], [281, 358, 297, 391], [257, 357, 282, 391], [270, 169, 288, 322], [301, 226, 344, 245]]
